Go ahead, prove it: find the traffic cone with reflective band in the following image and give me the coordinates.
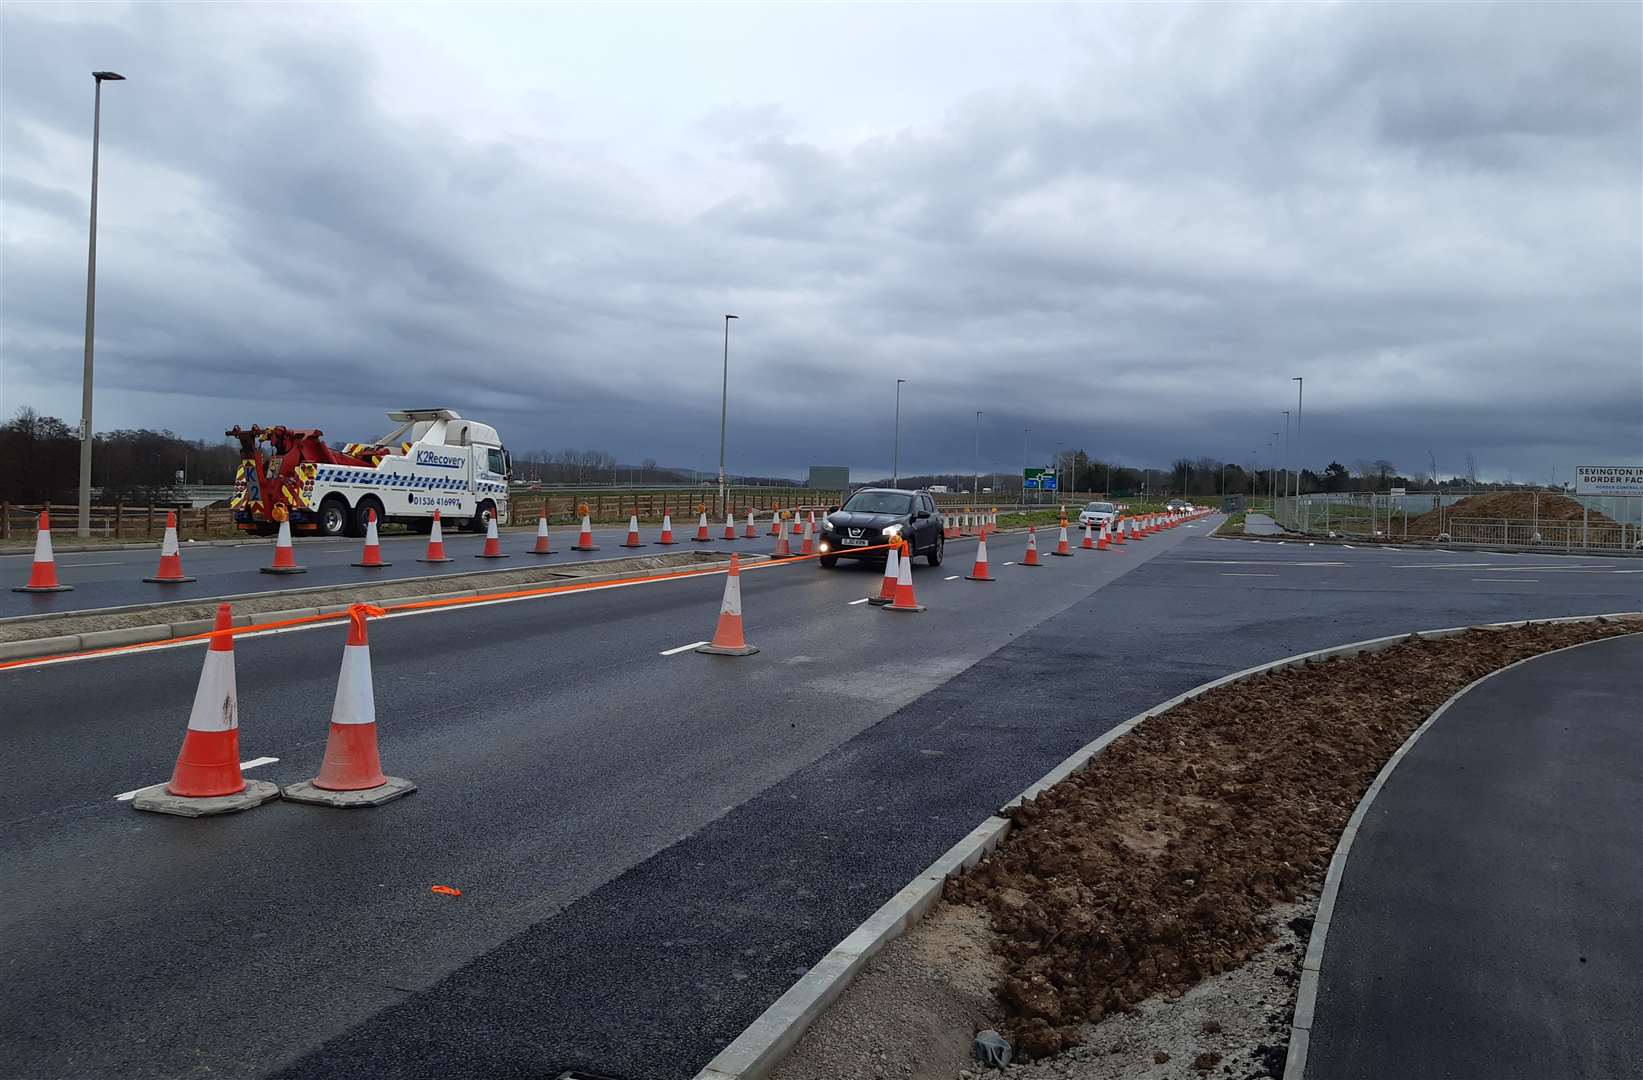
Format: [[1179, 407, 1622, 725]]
[[621, 514, 645, 548], [965, 536, 994, 581], [420, 510, 454, 562], [1022, 527, 1042, 566], [282, 606, 416, 807], [144, 511, 196, 583], [744, 509, 757, 539], [476, 514, 508, 558], [1080, 521, 1095, 550], [693, 512, 711, 542], [14, 511, 72, 592], [768, 509, 782, 536], [800, 513, 815, 556], [1097, 520, 1111, 550], [573, 513, 599, 551], [352, 510, 392, 567], [1131, 516, 1147, 540], [1114, 517, 1127, 545], [531, 512, 553, 554], [723, 512, 737, 541], [657, 513, 677, 545], [260, 518, 306, 575], [1052, 520, 1073, 556], [885, 543, 925, 612], [696, 554, 758, 656], [772, 517, 792, 558], [131, 603, 281, 816], [869, 540, 900, 604]]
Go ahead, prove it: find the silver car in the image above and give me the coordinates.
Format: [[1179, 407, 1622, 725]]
[[1077, 501, 1118, 529]]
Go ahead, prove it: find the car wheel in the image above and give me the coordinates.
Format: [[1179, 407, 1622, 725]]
[[318, 495, 351, 538], [819, 555, 838, 568], [926, 533, 943, 567]]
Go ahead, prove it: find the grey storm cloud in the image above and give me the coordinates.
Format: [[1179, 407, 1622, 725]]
[[1, 2, 1638, 483]]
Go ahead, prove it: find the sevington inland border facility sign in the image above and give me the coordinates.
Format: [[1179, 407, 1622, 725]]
[[1575, 466, 1643, 495]]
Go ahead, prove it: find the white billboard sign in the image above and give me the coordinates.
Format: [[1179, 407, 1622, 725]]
[[1575, 466, 1643, 495]]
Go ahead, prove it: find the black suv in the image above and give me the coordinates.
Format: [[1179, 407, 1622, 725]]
[[817, 488, 944, 568]]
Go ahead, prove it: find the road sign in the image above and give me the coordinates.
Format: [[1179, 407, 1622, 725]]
[[1023, 467, 1045, 490], [1576, 466, 1643, 495], [1042, 474, 1058, 491], [1390, 487, 1406, 496]]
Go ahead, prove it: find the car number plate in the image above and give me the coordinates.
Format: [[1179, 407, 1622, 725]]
[[840, 537, 869, 546]]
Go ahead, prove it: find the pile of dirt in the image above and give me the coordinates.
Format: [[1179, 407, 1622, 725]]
[[947, 618, 1642, 1060], [1406, 492, 1615, 537]]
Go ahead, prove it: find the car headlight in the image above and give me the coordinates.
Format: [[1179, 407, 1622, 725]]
[[881, 523, 902, 538]]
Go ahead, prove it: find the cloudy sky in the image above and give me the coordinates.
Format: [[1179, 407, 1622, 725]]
[[2, 2, 1638, 484]]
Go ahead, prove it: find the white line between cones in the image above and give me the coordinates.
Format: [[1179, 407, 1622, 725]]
[[60, 561, 121, 568], [1222, 572, 1277, 577], [1002, 561, 1015, 566], [1472, 578, 1538, 583], [846, 597, 871, 606], [660, 640, 709, 656], [113, 756, 279, 801], [944, 575, 960, 581]]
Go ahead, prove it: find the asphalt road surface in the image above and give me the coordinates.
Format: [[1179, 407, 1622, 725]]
[[1, 523, 753, 617], [1304, 633, 1643, 1080], [2, 521, 1638, 1079]]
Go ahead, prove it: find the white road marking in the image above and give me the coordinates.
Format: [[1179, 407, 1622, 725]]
[[1222, 572, 1277, 577], [114, 756, 279, 801], [944, 575, 960, 581], [60, 560, 122, 568], [1002, 561, 1015, 566], [847, 597, 871, 605], [1184, 560, 1345, 566], [1342, 544, 1356, 549], [1473, 578, 1538, 583], [659, 640, 709, 656]]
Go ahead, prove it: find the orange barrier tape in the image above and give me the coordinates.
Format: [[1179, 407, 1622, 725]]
[[0, 538, 904, 670]]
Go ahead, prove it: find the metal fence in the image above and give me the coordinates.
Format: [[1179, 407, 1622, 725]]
[[1269, 491, 1642, 552]]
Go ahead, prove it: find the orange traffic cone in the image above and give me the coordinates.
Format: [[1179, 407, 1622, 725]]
[[1097, 520, 1111, 550], [144, 511, 196, 583], [800, 513, 815, 556], [772, 516, 792, 558], [1022, 526, 1042, 566], [768, 509, 782, 536], [531, 512, 553, 554], [621, 514, 645, 548], [696, 554, 758, 655], [869, 539, 900, 604], [476, 513, 508, 558], [14, 511, 72, 592], [1114, 517, 1127, 546], [657, 513, 677, 545], [573, 512, 599, 551], [1052, 520, 1074, 556], [132, 603, 280, 816], [723, 512, 737, 541], [352, 509, 391, 567], [885, 542, 925, 612], [281, 605, 416, 806], [744, 509, 757, 539], [965, 536, 994, 581], [1080, 521, 1095, 550], [693, 511, 711, 542], [260, 518, 306, 575], [419, 509, 453, 562]]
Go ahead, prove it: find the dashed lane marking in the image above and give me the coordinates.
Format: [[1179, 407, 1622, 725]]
[[1473, 578, 1539, 583], [944, 575, 960, 581], [1002, 561, 1016, 566], [114, 756, 279, 801], [1222, 572, 1277, 577], [659, 640, 710, 656], [58, 561, 121, 568], [846, 597, 871, 606]]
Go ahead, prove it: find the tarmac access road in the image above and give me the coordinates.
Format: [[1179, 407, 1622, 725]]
[[1304, 633, 1643, 1080], [1, 519, 1638, 1080], [1, 524, 751, 618]]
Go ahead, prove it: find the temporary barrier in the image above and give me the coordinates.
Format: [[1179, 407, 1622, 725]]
[[573, 513, 599, 551], [259, 519, 306, 575], [420, 510, 454, 562], [352, 510, 391, 567], [744, 509, 758, 539], [693, 511, 711, 542], [1052, 520, 1074, 557], [884, 543, 925, 613], [723, 512, 737, 541], [657, 513, 677, 545], [621, 514, 645, 548], [531, 513, 553, 555], [131, 604, 279, 817], [282, 605, 417, 807], [143, 511, 196, 583], [1022, 526, 1042, 566], [1080, 521, 1095, 550], [696, 554, 758, 656], [965, 536, 994, 581], [800, 513, 815, 556], [869, 541, 900, 604], [772, 517, 792, 558], [476, 515, 508, 558]]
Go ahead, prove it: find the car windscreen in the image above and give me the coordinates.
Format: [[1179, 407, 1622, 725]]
[[1086, 502, 1115, 513], [842, 492, 914, 515]]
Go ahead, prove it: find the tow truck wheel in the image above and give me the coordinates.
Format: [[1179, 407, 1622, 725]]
[[318, 496, 351, 538], [351, 496, 385, 538], [471, 500, 497, 533]]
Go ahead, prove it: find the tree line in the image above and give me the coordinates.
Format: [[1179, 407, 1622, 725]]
[[1, 408, 241, 505]]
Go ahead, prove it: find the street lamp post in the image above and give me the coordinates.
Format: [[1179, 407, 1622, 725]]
[[892, 379, 907, 486], [78, 70, 125, 539], [973, 411, 982, 497], [717, 314, 738, 517], [1282, 409, 1291, 508], [1292, 376, 1304, 497], [1270, 433, 1280, 504], [1021, 426, 1029, 503]]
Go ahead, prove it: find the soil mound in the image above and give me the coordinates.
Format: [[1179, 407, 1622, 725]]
[[1406, 491, 1615, 537]]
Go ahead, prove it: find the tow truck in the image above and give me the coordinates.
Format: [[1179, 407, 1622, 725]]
[[228, 408, 511, 537]]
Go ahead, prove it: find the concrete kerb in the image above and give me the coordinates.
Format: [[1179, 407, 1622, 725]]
[[692, 609, 1642, 1080], [0, 554, 763, 663], [1279, 627, 1639, 1080], [1213, 531, 1643, 559]]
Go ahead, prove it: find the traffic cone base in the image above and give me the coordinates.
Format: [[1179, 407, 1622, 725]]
[[281, 774, 417, 807], [132, 778, 281, 816]]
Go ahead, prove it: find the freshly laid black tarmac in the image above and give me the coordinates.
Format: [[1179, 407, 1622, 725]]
[[1, 523, 1637, 1079], [1305, 633, 1643, 1080]]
